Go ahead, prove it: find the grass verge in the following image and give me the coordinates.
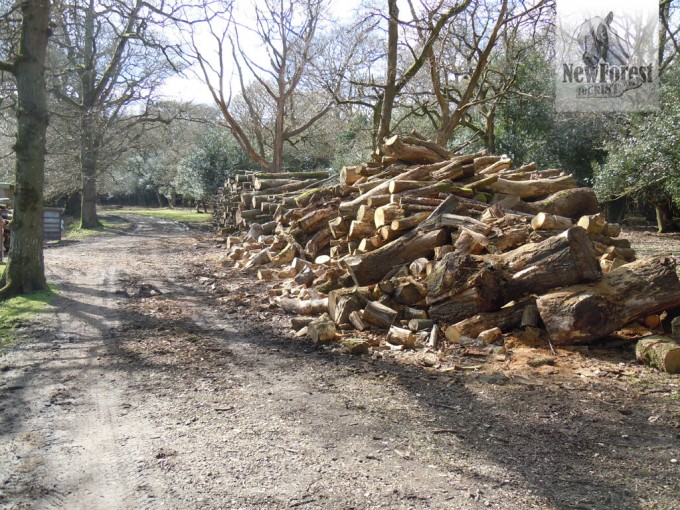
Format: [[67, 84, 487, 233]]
[[122, 207, 211, 223], [0, 287, 55, 347], [62, 215, 133, 241]]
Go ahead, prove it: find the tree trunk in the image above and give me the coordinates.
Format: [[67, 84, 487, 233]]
[[537, 255, 680, 345], [0, 0, 51, 296], [650, 198, 676, 233]]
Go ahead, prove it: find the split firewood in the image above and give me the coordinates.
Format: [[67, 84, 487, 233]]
[[349, 310, 369, 331], [635, 336, 680, 374], [409, 257, 430, 276], [454, 227, 489, 255], [328, 287, 372, 322], [363, 301, 398, 329], [537, 255, 680, 345], [393, 279, 428, 305], [307, 313, 337, 342]]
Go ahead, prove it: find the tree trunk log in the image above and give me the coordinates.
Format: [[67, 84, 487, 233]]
[[537, 255, 680, 345], [484, 175, 577, 200], [383, 135, 444, 164], [635, 336, 680, 373], [525, 188, 599, 218]]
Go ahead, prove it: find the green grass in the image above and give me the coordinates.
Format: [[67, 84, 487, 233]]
[[62, 215, 133, 240], [122, 207, 212, 223], [0, 287, 55, 347]]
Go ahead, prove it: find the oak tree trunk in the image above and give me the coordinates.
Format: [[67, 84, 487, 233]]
[[0, 0, 51, 296]]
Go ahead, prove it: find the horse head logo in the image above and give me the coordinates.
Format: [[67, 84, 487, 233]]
[[576, 11, 631, 67]]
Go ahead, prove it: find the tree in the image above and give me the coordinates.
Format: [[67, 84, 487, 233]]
[[594, 62, 680, 233], [0, 0, 51, 296], [49, 0, 177, 228], [174, 129, 257, 205], [185, 0, 350, 171]]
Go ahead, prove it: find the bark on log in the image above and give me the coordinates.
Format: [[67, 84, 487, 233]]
[[344, 229, 449, 285], [636, 336, 680, 374], [383, 135, 444, 164], [304, 227, 331, 260], [484, 175, 577, 200], [254, 171, 330, 180], [279, 297, 329, 315], [525, 188, 599, 218], [427, 227, 601, 322], [537, 255, 680, 345], [328, 216, 349, 239], [374, 204, 405, 228], [348, 220, 375, 241], [390, 212, 431, 231], [363, 301, 398, 329]]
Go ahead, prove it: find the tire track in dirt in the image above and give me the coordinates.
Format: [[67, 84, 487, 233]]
[[0, 216, 194, 510]]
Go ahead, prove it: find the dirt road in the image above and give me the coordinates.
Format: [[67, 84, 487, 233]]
[[0, 215, 678, 509]]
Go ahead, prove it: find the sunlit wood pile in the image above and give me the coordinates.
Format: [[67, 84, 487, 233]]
[[215, 135, 680, 373]]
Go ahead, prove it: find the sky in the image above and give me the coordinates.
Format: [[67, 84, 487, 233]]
[[159, 0, 364, 104]]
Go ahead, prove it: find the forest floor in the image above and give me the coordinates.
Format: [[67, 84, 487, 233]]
[[0, 212, 678, 510]]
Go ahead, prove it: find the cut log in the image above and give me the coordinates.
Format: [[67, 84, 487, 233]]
[[525, 188, 599, 218], [427, 227, 601, 322], [386, 326, 416, 348], [635, 336, 680, 374], [577, 213, 607, 235], [328, 287, 372, 322], [297, 207, 336, 233], [363, 301, 398, 329], [356, 205, 375, 223], [340, 166, 362, 185], [531, 212, 572, 231], [478, 157, 512, 175], [408, 319, 434, 332], [254, 171, 330, 180], [446, 298, 534, 339], [537, 255, 680, 345], [366, 195, 391, 208], [344, 229, 448, 286], [383, 135, 444, 164], [328, 216, 349, 239], [374, 204, 405, 228], [348, 220, 375, 241], [279, 297, 329, 315], [484, 175, 577, 200], [390, 211, 431, 231]]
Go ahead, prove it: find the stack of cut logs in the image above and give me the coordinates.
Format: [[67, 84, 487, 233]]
[[219, 135, 680, 374], [213, 170, 333, 233]]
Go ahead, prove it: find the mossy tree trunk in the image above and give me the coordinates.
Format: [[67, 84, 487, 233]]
[[650, 197, 676, 233], [0, 0, 51, 297]]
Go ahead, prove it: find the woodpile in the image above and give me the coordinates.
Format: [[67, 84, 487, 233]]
[[217, 136, 680, 371], [213, 170, 334, 232]]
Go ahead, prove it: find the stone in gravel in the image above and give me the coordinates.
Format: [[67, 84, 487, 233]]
[[341, 338, 369, 355]]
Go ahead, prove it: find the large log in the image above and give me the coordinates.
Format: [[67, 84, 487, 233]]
[[525, 187, 599, 218], [254, 171, 330, 180], [484, 175, 577, 200], [427, 227, 601, 322], [537, 255, 680, 345]]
